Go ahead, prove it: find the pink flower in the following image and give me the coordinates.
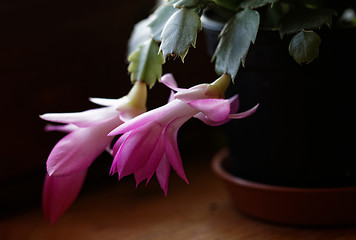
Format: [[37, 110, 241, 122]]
[[40, 82, 147, 223], [42, 170, 87, 225], [109, 74, 258, 195]]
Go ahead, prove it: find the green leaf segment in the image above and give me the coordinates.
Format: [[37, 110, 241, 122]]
[[280, 7, 337, 37], [128, 39, 165, 88], [280, 7, 336, 65], [127, 3, 202, 87], [171, 0, 208, 8], [212, 8, 260, 82], [159, 8, 202, 61], [239, 0, 279, 9], [288, 30, 321, 65], [148, 5, 179, 42], [127, 0, 339, 88]]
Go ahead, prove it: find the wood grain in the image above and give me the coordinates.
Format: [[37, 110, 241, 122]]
[[1, 151, 356, 240]]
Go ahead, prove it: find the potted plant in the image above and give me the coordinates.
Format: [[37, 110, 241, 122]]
[[40, 0, 356, 225], [200, 0, 356, 225]]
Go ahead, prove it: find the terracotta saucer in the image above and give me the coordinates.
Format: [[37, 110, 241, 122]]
[[211, 148, 356, 226]]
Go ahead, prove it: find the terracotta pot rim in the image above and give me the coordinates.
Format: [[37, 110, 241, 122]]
[[212, 148, 356, 193], [211, 148, 356, 225]]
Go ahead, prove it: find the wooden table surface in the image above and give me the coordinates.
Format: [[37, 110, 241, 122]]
[[1, 151, 356, 240]]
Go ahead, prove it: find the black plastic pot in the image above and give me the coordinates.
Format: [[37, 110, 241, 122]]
[[202, 15, 356, 189]]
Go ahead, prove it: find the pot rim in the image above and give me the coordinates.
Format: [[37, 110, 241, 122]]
[[212, 148, 356, 193]]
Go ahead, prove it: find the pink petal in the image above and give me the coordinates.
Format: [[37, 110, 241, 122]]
[[155, 153, 171, 196], [193, 112, 226, 126], [109, 110, 160, 136], [164, 119, 188, 183], [89, 97, 122, 107], [40, 107, 120, 128], [188, 98, 231, 123], [160, 73, 179, 103], [113, 124, 162, 178], [193, 95, 241, 126], [112, 132, 131, 157], [42, 170, 87, 224], [168, 90, 176, 103], [108, 101, 178, 136], [134, 127, 166, 185], [160, 73, 182, 92], [173, 85, 208, 102], [44, 124, 78, 133], [47, 125, 114, 176], [110, 131, 132, 175], [228, 94, 240, 114], [229, 104, 259, 119], [119, 108, 146, 122]]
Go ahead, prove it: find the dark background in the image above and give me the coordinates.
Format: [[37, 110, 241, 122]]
[[0, 0, 224, 218]]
